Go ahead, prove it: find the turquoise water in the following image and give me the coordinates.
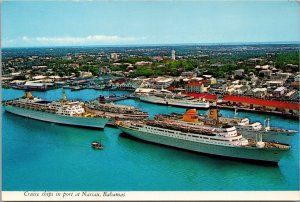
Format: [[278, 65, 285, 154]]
[[2, 88, 299, 191]]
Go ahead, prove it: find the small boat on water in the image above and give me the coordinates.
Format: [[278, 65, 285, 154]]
[[91, 141, 103, 149]]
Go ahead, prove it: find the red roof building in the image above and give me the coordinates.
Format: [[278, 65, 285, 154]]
[[185, 81, 204, 93], [291, 82, 300, 86], [186, 81, 202, 87], [222, 95, 299, 111]]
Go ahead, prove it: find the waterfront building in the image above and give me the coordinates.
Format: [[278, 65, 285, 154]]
[[24, 81, 55, 91], [185, 81, 207, 93], [273, 87, 287, 97], [155, 77, 174, 89], [79, 71, 93, 78], [252, 88, 268, 98], [222, 95, 299, 115]]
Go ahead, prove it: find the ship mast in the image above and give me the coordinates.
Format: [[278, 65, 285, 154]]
[[264, 118, 270, 131], [234, 107, 238, 118], [61, 89, 67, 102]]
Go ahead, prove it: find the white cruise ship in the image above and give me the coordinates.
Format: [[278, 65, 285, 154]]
[[156, 108, 296, 145], [138, 90, 210, 109], [116, 109, 290, 164], [200, 108, 296, 145], [3, 91, 109, 129], [86, 98, 149, 125]]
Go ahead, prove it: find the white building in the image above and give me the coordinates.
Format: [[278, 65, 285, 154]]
[[110, 53, 119, 61], [155, 77, 174, 89], [171, 50, 176, 60], [185, 81, 206, 93], [266, 80, 284, 88], [135, 61, 153, 66], [234, 69, 244, 77], [294, 75, 300, 82], [252, 88, 267, 98], [273, 87, 287, 97], [79, 71, 93, 78], [32, 75, 47, 80]]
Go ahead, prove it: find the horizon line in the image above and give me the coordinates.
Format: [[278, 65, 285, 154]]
[[2, 41, 300, 49]]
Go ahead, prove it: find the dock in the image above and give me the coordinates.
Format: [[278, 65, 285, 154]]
[[98, 94, 135, 103], [216, 104, 299, 120]]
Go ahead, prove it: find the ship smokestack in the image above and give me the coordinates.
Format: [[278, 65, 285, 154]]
[[24, 91, 33, 99], [182, 109, 198, 123], [208, 108, 219, 125]]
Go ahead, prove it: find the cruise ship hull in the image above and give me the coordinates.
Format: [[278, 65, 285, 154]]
[[5, 105, 109, 129], [139, 95, 210, 109], [118, 127, 288, 164]]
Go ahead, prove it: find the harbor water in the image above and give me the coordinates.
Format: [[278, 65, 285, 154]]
[[2, 88, 299, 191]]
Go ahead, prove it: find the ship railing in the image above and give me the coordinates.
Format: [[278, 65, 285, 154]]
[[146, 120, 216, 136]]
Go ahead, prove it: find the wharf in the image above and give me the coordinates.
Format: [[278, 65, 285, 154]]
[[99, 94, 135, 103], [217, 104, 299, 120]]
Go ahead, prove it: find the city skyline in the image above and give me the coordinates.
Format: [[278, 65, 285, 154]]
[[3, 1, 300, 47]]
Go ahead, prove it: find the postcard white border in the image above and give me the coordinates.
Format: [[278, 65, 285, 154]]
[[1, 191, 300, 201]]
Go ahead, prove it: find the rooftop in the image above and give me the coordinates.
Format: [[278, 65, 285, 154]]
[[223, 95, 299, 110]]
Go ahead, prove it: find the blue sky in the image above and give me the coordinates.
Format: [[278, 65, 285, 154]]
[[2, 1, 299, 47]]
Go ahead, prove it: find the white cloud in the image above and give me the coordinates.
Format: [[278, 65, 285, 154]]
[[16, 35, 146, 45], [21, 36, 29, 41]]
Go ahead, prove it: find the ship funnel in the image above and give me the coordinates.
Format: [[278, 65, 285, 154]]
[[208, 108, 219, 120], [183, 109, 198, 123], [24, 91, 33, 99]]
